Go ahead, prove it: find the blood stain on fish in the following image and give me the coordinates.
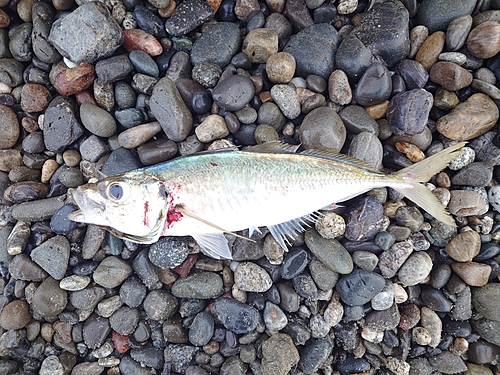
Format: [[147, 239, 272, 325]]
[[143, 201, 149, 227]]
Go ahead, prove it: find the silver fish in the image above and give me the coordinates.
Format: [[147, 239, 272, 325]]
[[68, 142, 466, 259]]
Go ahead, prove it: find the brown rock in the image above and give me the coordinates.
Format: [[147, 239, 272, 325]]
[[0, 8, 10, 28], [328, 69, 352, 105], [415, 31, 446, 70], [8, 253, 48, 281], [21, 84, 52, 112], [21, 117, 39, 132], [0, 149, 22, 172], [467, 21, 500, 59], [4, 181, 49, 203], [365, 100, 389, 120], [266, 52, 296, 83], [53, 63, 96, 96], [0, 104, 20, 149], [158, 1, 176, 18], [447, 190, 489, 216], [118, 122, 162, 149], [235, 0, 259, 22], [261, 333, 300, 375], [429, 61, 473, 91], [52, 0, 74, 11], [451, 262, 491, 286], [123, 29, 163, 56], [0, 300, 31, 330], [436, 93, 498, 141], [399, 303, 420, 330], [445, 230, 481, 262], [242, 28, 279, 63], [395, 141, 425, 163], [206, 0, 222, 12]]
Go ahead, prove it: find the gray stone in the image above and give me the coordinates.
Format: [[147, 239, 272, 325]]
[[191, 22, 241, 67], [49, 2, 123, 64], [165, 0, 214, 36], [417, 0, 476, 33], [30, 235, 70, 280]]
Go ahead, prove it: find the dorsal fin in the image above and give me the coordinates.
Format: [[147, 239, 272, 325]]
[[300, 149, 378, 172], [244, 142, 300, 154]]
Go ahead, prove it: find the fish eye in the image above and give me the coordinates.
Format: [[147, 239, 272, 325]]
[[107, 182, 130, 201]]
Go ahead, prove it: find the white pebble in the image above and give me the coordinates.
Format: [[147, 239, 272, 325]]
[[449, 146, 475, 170]]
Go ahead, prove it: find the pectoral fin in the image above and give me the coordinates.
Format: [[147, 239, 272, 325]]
[[268, 213, 321, 250], [193, 232, 233, 259]]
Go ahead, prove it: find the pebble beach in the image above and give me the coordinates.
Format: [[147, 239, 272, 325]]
[[2, 0, 500, 374]]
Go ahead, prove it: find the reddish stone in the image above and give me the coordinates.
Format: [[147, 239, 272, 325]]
[[21, 84, 52, 113], [53, 63, 96, 96], [75, 89, 98, 106], [112, 331, 130, 354], [53, 320, 73, 344], [123, 29, 163, 56], [399, 303, 420, 330], [0, 8, 10, 28], [21, 117, 39, 132], [172, 254, 198, 277]]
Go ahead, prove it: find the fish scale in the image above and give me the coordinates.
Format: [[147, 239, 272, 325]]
[[68, 142, 466, 259]]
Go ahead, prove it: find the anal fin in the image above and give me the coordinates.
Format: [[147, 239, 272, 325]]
[[193, 232, 233, 259], [267, 213, 321, 251]]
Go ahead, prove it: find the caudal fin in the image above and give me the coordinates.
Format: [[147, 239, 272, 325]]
[[392, 142, 466, 227]]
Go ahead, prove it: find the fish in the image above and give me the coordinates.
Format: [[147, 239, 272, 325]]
[[68, 141, 466, 259]]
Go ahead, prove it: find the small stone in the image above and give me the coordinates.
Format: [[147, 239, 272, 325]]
[[261, 333, 299, 375], [266, 52, 295, 83], [143, 289, 178, 321], [234, 262, 272, 292], [467, 21, 500, 59], [398, 251, 433, 286], [270, 84, 301, 119], [299, 106, 346, 152], [243, 28, 278, 63], [171, 272, 223, 299], [21, 84, 52, 113], [415, 31, 445, 70], [212, 74, 255, 111], [304, 228, 353, 274], [4, 181, 49, 204], [447, 190, 489, 216], [335, 269, 385, 306], [53, 63, 96, 96], [32, 277, 67, 318], [428, 351, 467, 374], [429, 61, 473, 91], [165, 0, 214, 36], [80, 102, 117, 137], [447, 14, 472, 51], [445, 230, 481, 262], [409, 25, 429, 59], [195, 114, 229, 143], [93, 256, 133, 288], [0, 300, 31, 330], [451, 262, 491, 287], [59, 275, 91, 291], [212, 297, 259, 334], [354, 62, 392, 106], [328, 69, 352, 105], [30, 235, 70, 280], [0, 105, 20, 149], [123, 29, 162, 56], [387, 89, 433, 136], [379, 241, 413, 278]]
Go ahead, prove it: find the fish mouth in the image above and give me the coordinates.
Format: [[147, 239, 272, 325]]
[[67, 186, 107, 223]]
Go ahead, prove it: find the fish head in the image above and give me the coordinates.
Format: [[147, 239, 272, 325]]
[[68, 172, 168, 244]]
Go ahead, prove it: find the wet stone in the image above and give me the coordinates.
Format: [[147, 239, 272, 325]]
[[415, 30, 445, 70], [32, 277, 67, 318], [280, 247, 310, 279], [335, 269, 385, 306], [467, 21, 500, 59], [297, 338, 332, 374], [430, 61, 473, 91], [189, 311, 214, 346], [21, 132, 45, 154], [95, 54, 133, 83], [110, 306, 139, 335], [395, 59, 429, 89], [348, 132, 384, 171], [292, 274, 318, 300], [304, 228, 353, 274], [171, 272, 223, 299], [242, 28, 278, 64], [428, 351, 467, 374], [445, 230, 481, 262], [4, 181, 49, 203], [212, 297, 260, 334], [49, 2, 123, 64], [354, 62, 392, 106], [235, 262, 272, 292], [398, 251, 433, 286], [387, 89, 433, 136], [447, 14, 473, 51], [421, 286, 453, 312], [133, 5, 166, 40], [212, 74, 255, 111], [344, 196, 385, 241], [0, 300, 31, 330], [283, 23, 339, 79], [339, 105, 380, 135], [30, 235, 70, 280], [93, 256, 133, 288]]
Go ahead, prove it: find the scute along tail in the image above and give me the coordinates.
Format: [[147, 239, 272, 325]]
[[392, 142, 466, 227]]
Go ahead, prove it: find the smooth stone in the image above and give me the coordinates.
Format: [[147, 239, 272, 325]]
[[11, 196, 65, 221], [270, 84, 300, 119], [348, 132, 383, 171], [189, 311, 214, 346], [352, 251, 378, 271], [429, 61, 473, 91], [133, 5, 166, 39], [336, 0, 409, 72], [143, 289, 178, 321], [171, 272, 223, 299], [309, 257, 339, 291], [137, 138, 178, 165], [344, 196, 385, 241], [165, 0, 214, 36], [298, 106, 346, 152], [3, 181, 49, 204], [212, 297, 260, 334], [293, 274, 318, 300], [114, 108, 144, 128], [43, 96, 84, 153], [83, 315, 111, 350], [8, 23, 33, 62], [398, 251, 433, 286], [395, 59, 429, 89], [21, 83, 52, 113], [21, 132, 45, 154], [378, 241, 413, 278], [95, 55, 133, 83], [0, 104, 19, 149], [304, 228, 353, 274], [467, 21, 500, 59], [0, 58, 24, 87], [120, 277, 146, 308], [150, 77, 193, 142], [79, 135, 108, 163], [118, 122, 162, 149], [235, 262, 272, 292], [212, 74, 255, 111], [261, 334, 300, 374], [297, 338, 332, 374], [328, 69, 352, 105], [468, 340, 500, 365], [421, 285, 453, 312], [283, 23, 339, 79], [32, 2, 61, 63], [32, 277, 67, 318], [80, 102, 117, 137], [195, 114, 229, 142], [48, 2, 123, 64], [415, 31, 445, 70], [354, 62, 392, 106], [428, 351, 467, 374], [30, 235, 70, 280], [448, 189, 488, 217], [122, 29, 162, 56], [447, 14, 473, 51], [93, 256, 133, 288], [452, 262, 491, 287], [280, 247, 310, 279], [416, 0, 476, 33], [58, 167, 84, 188], [266, 52, 296, 83], [242, 28, 279, 63], [471, 78, 500, 100], [0, 300, 31, 330], [434, 87, 460, 109], [445, 230, 481, 262], [387, 89, 433, 136], [471, 318, 500, 347], [335, 269, 385, 306], [53, 63, 96, 96], [59, 275, 91, 291], [191, 22, 241, 68]]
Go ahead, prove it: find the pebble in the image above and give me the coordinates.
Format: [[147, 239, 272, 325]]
[[123, 29, 162, 56], [354, 62, 392, 106], [0, 300, 31, 330], [387, 89, 433, 136], [195, 114, 230, 143], [133, 6, 166, 40], [49, 2, 123, 64], [0, 104, 20, 149], [270, 84, 301, 119], [415, 31, 445, 70], [234, 262, 272, 292], [299, 106, 346, 152], [467, 21, 500, 59], [446, 230, 481, 262], [171, 272, 223, 299], [452, 262, 491, 287], [165, 0, 214, 36], [335, 269, 385, 306], [43, 96, 84, 152], [212, 74, 255, 111], [261, 333, 299, 375], [328, 69, 352, 105], [447, 14, 473, 51], [398, 251, 433, 286], [447, 190, 489, 216], [395, 59, 429, 89], [242, 28, 278, 63], [212, 297, 259, 334], [436, 93, 498, 141], [304, 228, 353, 274], [32, 276, 67, 318], [283, 23, 339, 79], [143, 289, 178, 321], [79, 102, 117, 137], [191, 22, 241, 68], [266, 52, 295, 83]]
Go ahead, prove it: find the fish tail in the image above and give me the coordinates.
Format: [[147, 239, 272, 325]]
[[392, 142, 467, 227]]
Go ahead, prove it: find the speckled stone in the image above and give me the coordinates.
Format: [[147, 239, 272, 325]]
[[299, 106, 346, 152], [242, 28, 279, 63], [93, 256, 133, 288], [445, 230, 481, 262]]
